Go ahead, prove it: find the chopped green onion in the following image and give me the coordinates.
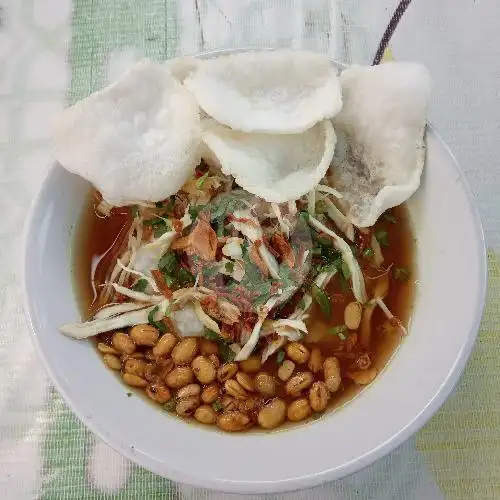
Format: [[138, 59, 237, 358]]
[[393, 266, 410, 282], [148, 306, 159, 325], [132, 279, 148, 292], [276, 350, 285, 365], [315, 200, 327, 214], [329, 325, 348, 340], [165, 197, 175, 212], [225, 261, 235, 273], [203, 329, 234, 362], [177, 267, 194, 286], [188, 205, 203, 220], [383, 213, 397, 224], [311, 283, 331, 317], [196, 172, 209, 189], [341, 261, 351, 280], [297, 297, 307, 310], [212, 400, 223, 412], [148, 306, 166, 333], [159, 252, 178, 273], [203, 329, 222, 342], [375, 229, 389, 247], [219, 343, 235, 363], [130, 205, 139, 218], [163, 400, 176, 412], [363, 247, 374, 259]]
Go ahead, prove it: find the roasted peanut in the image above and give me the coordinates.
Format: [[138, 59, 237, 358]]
[[254, 372, 276, 397], [122, 373, 147, 388], [176, 396, 200, 417], [309, 381, 330, 412], [165, 366, 194, 389], [97, 343, 119, 355], [208, 353, 220, 369], [152, 333, 177, 357], [194, 405, 217, 425], [123, 352, 145, 359], [144, 358, 174, 382], [240, 395, 262, 413], [344, 301, 363, 330], [201, 383, 219, 404], [287, 398, 312, 422], [217, 362, 238, 382], [192, 355, 217, 384], [324, 357, 341, 393], [277, 359, 295, 381], [146, 382, 171, 404], [176, 383, 201, 400], [239, 355, 261, 373], [199, 339, 219, 356], [347, 367, 378, 385], [235, 372, 255, 392], [123, 358, 147, 377], [220, 395, 237, 411], [286, 342, 310, 364], [112, 332, 136, 354], [224, 379, 248, 400], [355, 353, 371, 370], [308, 347, 323, 374], [171, 338, 198, 366], [130, 324, 160, 346], [257, 398, 286, 429], [103, 354, 121, 370], [285, 371, 314, 397], [144, 348, 157, 361], [217, 411, 250, 432]]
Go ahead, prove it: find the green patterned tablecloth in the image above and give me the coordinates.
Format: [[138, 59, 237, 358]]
[[1, 1, 499, 498]]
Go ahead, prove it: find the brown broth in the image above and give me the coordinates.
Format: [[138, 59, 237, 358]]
[[74, 192, 415, 424]]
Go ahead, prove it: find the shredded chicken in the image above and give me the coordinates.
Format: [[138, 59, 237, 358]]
[[249, 241, 269, 277], [271, 233, 295, 267], [200, 294, 241, 325], [171, 219, 218, 261]]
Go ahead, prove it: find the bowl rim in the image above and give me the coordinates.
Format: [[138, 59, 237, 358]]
[[22, 49, 488, 494]]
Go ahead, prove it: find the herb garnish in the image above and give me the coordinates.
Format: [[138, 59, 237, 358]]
[[315, 200, 326, 214], [311, 283, 331, 316], [144, 217, 171, 238], [341, 261, 351, 281], [155, 201, 164, 208], [383, 213, 397, 224], [159, 252, 194, 288], [163, 400, 176, 412], [212, 400, 223, 412], [329, 325, 348, 340], [148, 306, 167, 333], [132, 278, 148, 292], [203, 329, 235, 363], [276, 350, 285, 365], [375, 229, 389, 247], [188, 205, 203, 220], [196, 172, 209, 189], [393, 266, 410, 282], [363, 247, 374, 259]]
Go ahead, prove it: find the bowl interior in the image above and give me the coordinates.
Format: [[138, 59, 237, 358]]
[[24, 128, 486, 493]]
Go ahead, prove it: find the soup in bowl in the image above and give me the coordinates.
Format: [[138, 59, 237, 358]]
[[23, 50, 486, 493]]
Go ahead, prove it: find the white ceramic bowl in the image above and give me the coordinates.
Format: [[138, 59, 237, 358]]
[[23, 70, 486, 494]]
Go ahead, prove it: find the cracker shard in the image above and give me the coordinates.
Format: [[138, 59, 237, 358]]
[[54, 59, 201, 206], [332, 62, 431, 227], [185, 50, 343, 134]]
